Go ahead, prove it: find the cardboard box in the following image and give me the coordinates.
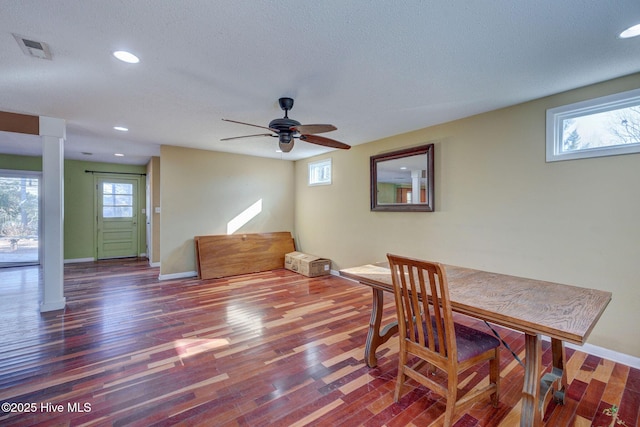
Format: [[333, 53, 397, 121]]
[[285, 251, 331, 277]]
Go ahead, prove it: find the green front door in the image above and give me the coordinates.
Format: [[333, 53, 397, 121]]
[[96, 177, 139, 259]]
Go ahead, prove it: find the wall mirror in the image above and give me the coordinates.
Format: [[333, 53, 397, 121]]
[[370, 143, 434, 212]]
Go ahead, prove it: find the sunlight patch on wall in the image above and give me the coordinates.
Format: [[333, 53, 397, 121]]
[[226, 199, 262, 235]]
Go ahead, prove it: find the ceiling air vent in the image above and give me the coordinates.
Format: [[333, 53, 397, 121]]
[[13, 33, 52, 60]]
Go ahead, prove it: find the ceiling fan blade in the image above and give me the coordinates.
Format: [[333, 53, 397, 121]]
[[222, 118, 277, 132], [299, 134, 351, 150], [220, 133, 274, 141], [291, 124, 337, 134]]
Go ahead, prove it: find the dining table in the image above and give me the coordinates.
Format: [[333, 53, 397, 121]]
[[339, 263, 611, 427]]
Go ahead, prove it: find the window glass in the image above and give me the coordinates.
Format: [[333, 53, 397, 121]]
[[546, 88, 640, 162], [308, 158, 332, 185], [102, 182, 133, 218]]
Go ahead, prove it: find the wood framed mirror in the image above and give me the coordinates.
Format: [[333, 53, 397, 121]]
[[370, 143, 434, 212]]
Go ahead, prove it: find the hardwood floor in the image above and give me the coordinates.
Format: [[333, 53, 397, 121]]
[[0, 259, 638, 426]]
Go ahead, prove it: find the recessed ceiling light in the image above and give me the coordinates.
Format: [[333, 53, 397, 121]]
[[114, 153, 125, 157], [113, 50, 140, 64], [619, 23, 640, 39], [113, 126, 128, 132]]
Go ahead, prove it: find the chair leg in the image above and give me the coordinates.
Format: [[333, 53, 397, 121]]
[[394, 350, 408, 402], [443, 373, 458, 427], [489, 350, 500, 407]]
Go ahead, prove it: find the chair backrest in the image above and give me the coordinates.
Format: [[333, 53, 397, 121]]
[[387, 254, 457, 363]]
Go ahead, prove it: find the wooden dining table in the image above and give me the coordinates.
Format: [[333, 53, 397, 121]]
[[339, 263, 611, 427]]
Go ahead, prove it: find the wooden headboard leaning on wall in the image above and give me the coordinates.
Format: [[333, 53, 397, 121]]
[[194, 232, 295, 279]]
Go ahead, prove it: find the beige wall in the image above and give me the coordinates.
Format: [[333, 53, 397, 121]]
[[294, 73, 640, 357], [160, 145, 295, 276], [146, 156, 161, 265]]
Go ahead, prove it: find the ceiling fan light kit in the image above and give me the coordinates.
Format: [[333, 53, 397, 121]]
[[222, 97, 351, 153]]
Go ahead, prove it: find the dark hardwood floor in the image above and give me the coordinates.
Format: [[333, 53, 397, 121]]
[[0, 259, 638, 426]]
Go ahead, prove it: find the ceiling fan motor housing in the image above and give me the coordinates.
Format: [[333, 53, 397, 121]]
[[271, 99, 300, 151], [268, 117, 301, 131], [269, 117, 300, 145]]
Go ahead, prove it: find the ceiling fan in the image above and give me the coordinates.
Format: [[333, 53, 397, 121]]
[[221, 97, 351, 153]]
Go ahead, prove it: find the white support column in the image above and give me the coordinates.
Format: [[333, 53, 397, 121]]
[[40, 116, 66, 312], [411, 170, 422, 204]]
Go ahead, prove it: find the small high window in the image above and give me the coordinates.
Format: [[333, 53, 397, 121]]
[[546, 88, 640, 162], [308, 158, 332, 186]]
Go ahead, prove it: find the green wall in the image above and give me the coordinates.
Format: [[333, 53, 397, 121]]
[[0, 154, 42, 171], [0, 154, 147, 260], [376, 182, 396, 203], [65, 160, 147, 260]]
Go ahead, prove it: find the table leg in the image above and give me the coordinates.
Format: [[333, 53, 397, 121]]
[[521, 335, 568, 426], [541, 338, 568, 405], [521, 333, 542, 427], [364, 288, 398, 368]]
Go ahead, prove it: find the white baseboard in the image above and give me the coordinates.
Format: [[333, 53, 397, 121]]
[[64, 257, 154, 264], [560, 339, 640, 369], [149, 261, 161, 268], [64, 257, 95, 264], [158, 271, 198, 281], [40, 298, 66, 312]]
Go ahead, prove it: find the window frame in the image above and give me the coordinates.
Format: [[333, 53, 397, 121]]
[[546, 87, 640, 162], [308, 158, 332, 186]]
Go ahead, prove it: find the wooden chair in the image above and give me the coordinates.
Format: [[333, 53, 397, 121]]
[[387, 254, 500, 426]]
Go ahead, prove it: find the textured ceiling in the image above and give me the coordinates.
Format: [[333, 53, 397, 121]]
[[1, 1, 639, 165]]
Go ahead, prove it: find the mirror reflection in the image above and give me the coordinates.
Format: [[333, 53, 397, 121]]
[[370, 144, 434, 212]]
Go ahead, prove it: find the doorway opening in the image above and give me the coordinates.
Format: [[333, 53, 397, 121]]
[[0, 170, 41, 267]]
